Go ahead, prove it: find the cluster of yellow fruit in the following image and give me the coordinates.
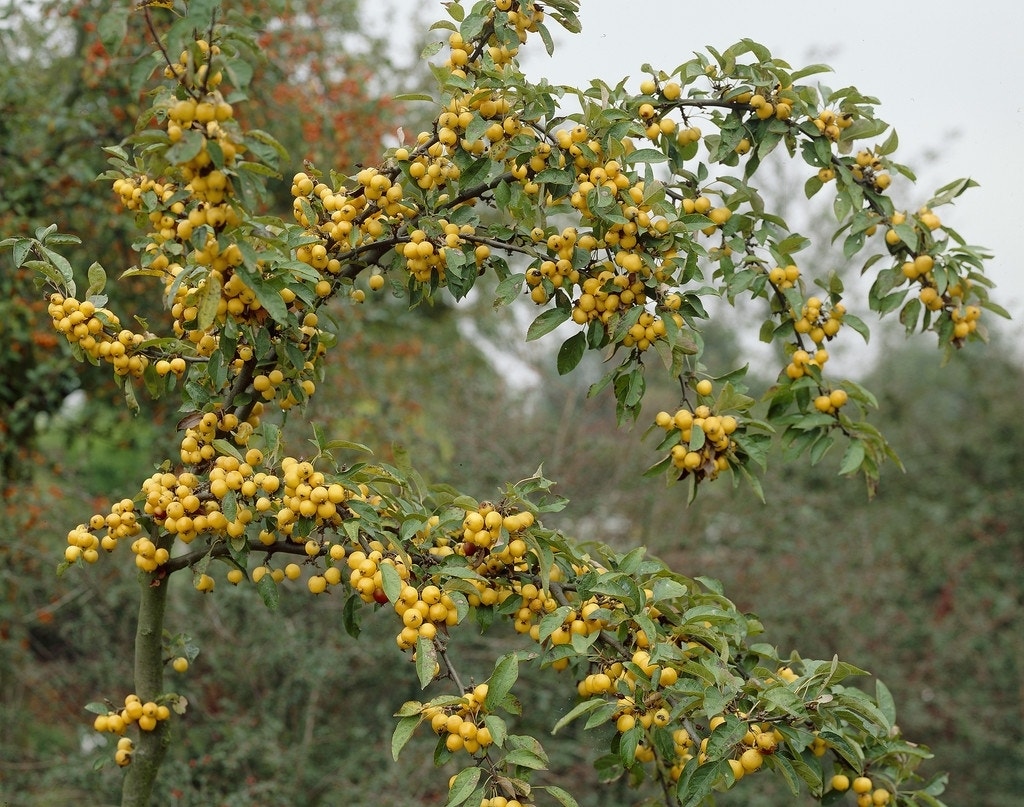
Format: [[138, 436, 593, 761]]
[[439, 91, 512, 152], [292, 169, 401, 246], [766, 263, 801, 291], [136, 73, 245, 260], [393, 583, 462, 648], [347, 544, 409, 605], [813, 388, 850, 415], [64, 499, 140, 564], [531, 599, 606, 668], [397, 227, 451, 285], [400, 134, 466, 191], [667, 728, 697, 779], [809, 108, 854, 141], [726, 721, 783, 781], [784, 346, 831, 381], [747, 90, 795, 123], [849, 149, 891, 191], [949, 304, 982, 340], [112, 736, 135, 768], [608, 662, 691, 773], [680, 194, 732, 232], [46, 294, 150, 378], [163, 37, 223, 87], [793, 296, 845, 346], [830, 773, 892, 806], [92, 694, 173, 768], [176, 407, 261, 465], [884, 207, 941, 249], [271, 456, 353, 536], [425, 684, 496, 755], [636, 77, 699, 144], [458, 503, 526, 553], [93, 694, 172, 736], [899, 251, 982, 339], [110, 175, 177, 217], [445, 1, 545, 77], [900, 253, 936, 286], [290, 163, 484, 290], [654, 393, 742, 481]]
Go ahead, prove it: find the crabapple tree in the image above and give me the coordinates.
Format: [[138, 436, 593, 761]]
[[2, 1, 1003, 806]]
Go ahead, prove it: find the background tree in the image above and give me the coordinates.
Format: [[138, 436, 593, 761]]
[[1, 1, 1009, 806]]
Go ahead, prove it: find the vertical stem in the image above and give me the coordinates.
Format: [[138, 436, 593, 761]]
[[121, 569, 172, 807]]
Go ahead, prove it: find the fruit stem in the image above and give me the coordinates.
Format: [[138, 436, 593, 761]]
[[121, 565, 172, 807]]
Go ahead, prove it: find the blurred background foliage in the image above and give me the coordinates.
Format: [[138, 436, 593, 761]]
[[1, 1, 1021, 805]]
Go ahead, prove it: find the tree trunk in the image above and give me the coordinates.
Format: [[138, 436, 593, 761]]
[[121, 569, 172, 807]]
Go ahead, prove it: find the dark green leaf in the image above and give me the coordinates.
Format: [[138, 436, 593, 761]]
[[379, 561, 402, 606], [526, 306, 570, 341], [875, 679, 896, 726], [415, 636, 437, 689], [543, 785, 580, 807], [556, 332, 586, 375], [485, 653, 519, 712], [445, 767, 481, 807], [391, 714, 420, 761], [677, 758, 728, 807], [838, 440, 865, 476], [255, 574, 279, 610]]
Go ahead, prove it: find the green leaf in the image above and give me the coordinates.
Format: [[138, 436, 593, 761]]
[[342, 593, 362, 638], [893, 222, 918, 252], [235, 244, 290, 324], [97, 4, 129, 55], [391, 714, 421, 761], [86, 263, 107, 297], [415, 636, 437, 689], [838, 439, 865, 476], [875, 679, 896, 726], [503, 747, 549, 770], [556, 332, 586, 375], [624, 147, 669, 165], [255, 574, 279, 610], [534, 167, 575, 184], [379, 561, 402, 606], [485, 653, 519, 711], [706, 715, 746, 757], [551, 698, 608, 734], [39, 246, 74, 287], [421, 39, 444, 59], [195, 272, 222, 330], [445, 767, 481, 807], [677, 758, 728, 807], [494, 272, 525, 307], [818, 729, 863, 769], [164, 129, 206, 165], [767, 752, 802, 796], [543, 785, 580, 807], [526, 306, 570, 341], [11, 238, 32, 269]]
